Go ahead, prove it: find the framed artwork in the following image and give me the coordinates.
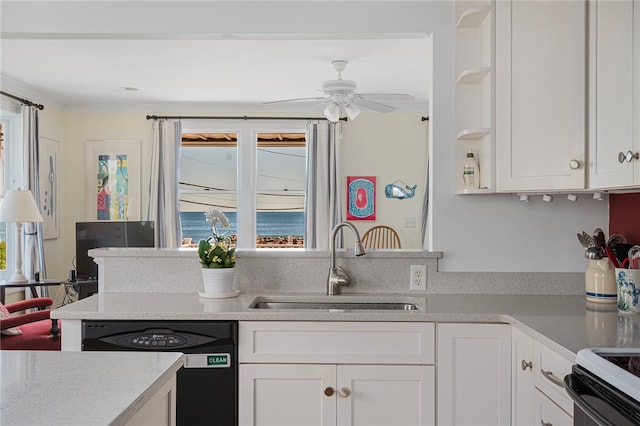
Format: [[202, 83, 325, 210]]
[[39, 137, 59, 239], [85, 139, 141, 221], [347, 176, 376, 220]]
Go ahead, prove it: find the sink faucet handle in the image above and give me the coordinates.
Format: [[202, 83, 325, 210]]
[[328, 267, 351, 295], [334, 267, 350, 286]]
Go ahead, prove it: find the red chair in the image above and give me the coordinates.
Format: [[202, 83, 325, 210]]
[[0, 297, 61, 350]]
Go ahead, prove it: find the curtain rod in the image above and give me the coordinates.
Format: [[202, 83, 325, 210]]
[[0, 91, 45, 110], [146, 114, 347, 121]]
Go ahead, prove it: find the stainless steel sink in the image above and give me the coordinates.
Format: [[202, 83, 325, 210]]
[[250, 300, 421, 311]]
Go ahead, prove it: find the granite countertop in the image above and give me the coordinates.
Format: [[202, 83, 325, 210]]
[[52, 293, 640, 360], [1, 351, 183, 426]]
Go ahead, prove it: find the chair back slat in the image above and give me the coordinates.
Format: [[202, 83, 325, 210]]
[[361, 225, 401, 249]]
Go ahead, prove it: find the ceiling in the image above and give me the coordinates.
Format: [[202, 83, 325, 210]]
[[0, 37, 431, 113]]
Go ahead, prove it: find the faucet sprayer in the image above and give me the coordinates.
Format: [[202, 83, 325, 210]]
[[328, 221, 366, 295]]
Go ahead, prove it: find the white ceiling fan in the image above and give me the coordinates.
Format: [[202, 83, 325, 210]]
[[265, 60, 415, 122]]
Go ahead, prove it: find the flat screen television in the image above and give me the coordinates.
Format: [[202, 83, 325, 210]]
[[75, 221, 155, 280]]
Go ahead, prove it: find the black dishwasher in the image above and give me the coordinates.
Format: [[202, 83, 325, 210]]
[[82, 320, 237, 426]]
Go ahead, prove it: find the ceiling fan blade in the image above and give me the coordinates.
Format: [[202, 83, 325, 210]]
[[353, 98, 396, 113], [264, 96, 327, 105], [356, 93, 415, 102]]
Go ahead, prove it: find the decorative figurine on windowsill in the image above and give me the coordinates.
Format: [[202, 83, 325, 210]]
[[385, 180, 416, 199]]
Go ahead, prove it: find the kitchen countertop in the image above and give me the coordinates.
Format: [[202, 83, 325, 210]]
[[1, 350, 183, 426], [52, 293, 640, 360]]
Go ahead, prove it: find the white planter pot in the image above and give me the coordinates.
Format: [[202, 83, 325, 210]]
[[200, 268, 237, 298]]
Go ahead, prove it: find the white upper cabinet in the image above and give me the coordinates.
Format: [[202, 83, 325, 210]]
[[496, 0, 587, 192], [588, 0, 640, 189]]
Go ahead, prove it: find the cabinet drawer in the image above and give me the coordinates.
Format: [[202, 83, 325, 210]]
[[535, 389, 573, 426], [239, 321, 435, 364], [534, 342, 574, 415]]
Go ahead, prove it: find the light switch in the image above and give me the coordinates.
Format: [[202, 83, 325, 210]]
[[404, 217, 416, 228]]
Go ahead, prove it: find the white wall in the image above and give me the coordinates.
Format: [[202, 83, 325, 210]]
[[59, 111, 153, 279], [341, 112, 428, 249], [38, 107, 66, 283], [4, 1, 609, 273]]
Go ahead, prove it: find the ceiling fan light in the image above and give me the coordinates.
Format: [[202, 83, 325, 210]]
[[324, 102, 341, 122], [344, 103, 361, 120]]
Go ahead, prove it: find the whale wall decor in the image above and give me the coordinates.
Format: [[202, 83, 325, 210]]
[[385, 180, 416, 199]]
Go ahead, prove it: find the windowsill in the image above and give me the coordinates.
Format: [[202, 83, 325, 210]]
[[88, 247, 442, 260]]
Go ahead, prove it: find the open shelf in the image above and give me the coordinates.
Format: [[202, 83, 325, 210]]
[[457, 128, 491, 140], [455, 1, 494, 194], [456, 6, 491, 29], [455, 187, 494, 195], [456, 67, 491, 84]]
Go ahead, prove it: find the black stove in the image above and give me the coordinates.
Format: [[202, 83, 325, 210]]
[[565, 348, 640, 426]]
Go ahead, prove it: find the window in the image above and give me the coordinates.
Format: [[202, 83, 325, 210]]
[[179, 120, 307, 249], [0, 108, 24, 281], [0, 122, 5, 273]]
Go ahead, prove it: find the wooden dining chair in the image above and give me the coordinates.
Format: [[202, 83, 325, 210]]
[[361, 225, 401, 249]]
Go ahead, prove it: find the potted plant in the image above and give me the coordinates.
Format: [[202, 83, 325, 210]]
[[198, 209, 237, 298]]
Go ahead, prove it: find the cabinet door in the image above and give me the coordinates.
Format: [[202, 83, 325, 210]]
[[239, 364, 337, 426], [589, 0, 639, 189], [437, 323, 511, 426], [534, 389, 573, 426], [496, 0, 586, 191], [336, 365, 435, 426], [512, 327, 535, 426]]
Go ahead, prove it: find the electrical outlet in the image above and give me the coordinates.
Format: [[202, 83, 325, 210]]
[[410, 265, 427, 291]]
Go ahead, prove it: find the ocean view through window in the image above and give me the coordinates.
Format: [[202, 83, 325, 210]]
[[180, 211, 305, 247], [179, 121, 307, 248]]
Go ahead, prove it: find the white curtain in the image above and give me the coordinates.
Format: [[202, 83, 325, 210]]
[[148, 119, 182, 248], [22, 105, 47, 294], [421, 161, 429, 249], [304, 120, 342, 249]]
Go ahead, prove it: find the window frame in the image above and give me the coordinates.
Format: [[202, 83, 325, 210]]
[[180, 119, 307, 249], [0, 108, 24, 282]]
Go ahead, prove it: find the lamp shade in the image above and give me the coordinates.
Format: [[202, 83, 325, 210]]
[[344, 103, 361, 120], [323, 102, 341, 122], [0, 190, 44, 223]]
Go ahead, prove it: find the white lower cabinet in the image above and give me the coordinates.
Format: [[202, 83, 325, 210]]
[[437, 323, 511, 426], [239, 364, 336, 426], [126, 374, 177, 426], [512, 327, 535, 426], [534, 341, 574, 417], [238, 321, 435, 426], [534, 389, 573, 426], [238, 321, 575, 426], [239, 363, 434, 426], [512, 326, 574, 426]]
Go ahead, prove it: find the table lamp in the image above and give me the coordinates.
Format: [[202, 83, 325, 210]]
[[0, 189, 44, 283]]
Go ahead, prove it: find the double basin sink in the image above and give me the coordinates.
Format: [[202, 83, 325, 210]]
[[249, 296, 422, 311]]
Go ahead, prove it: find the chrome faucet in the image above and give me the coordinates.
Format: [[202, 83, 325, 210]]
[[328, 221, 366, 295]]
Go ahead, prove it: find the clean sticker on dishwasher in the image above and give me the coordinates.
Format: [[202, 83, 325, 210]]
[[183, 353, 231, 368], [207, 354, 230, 367]]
